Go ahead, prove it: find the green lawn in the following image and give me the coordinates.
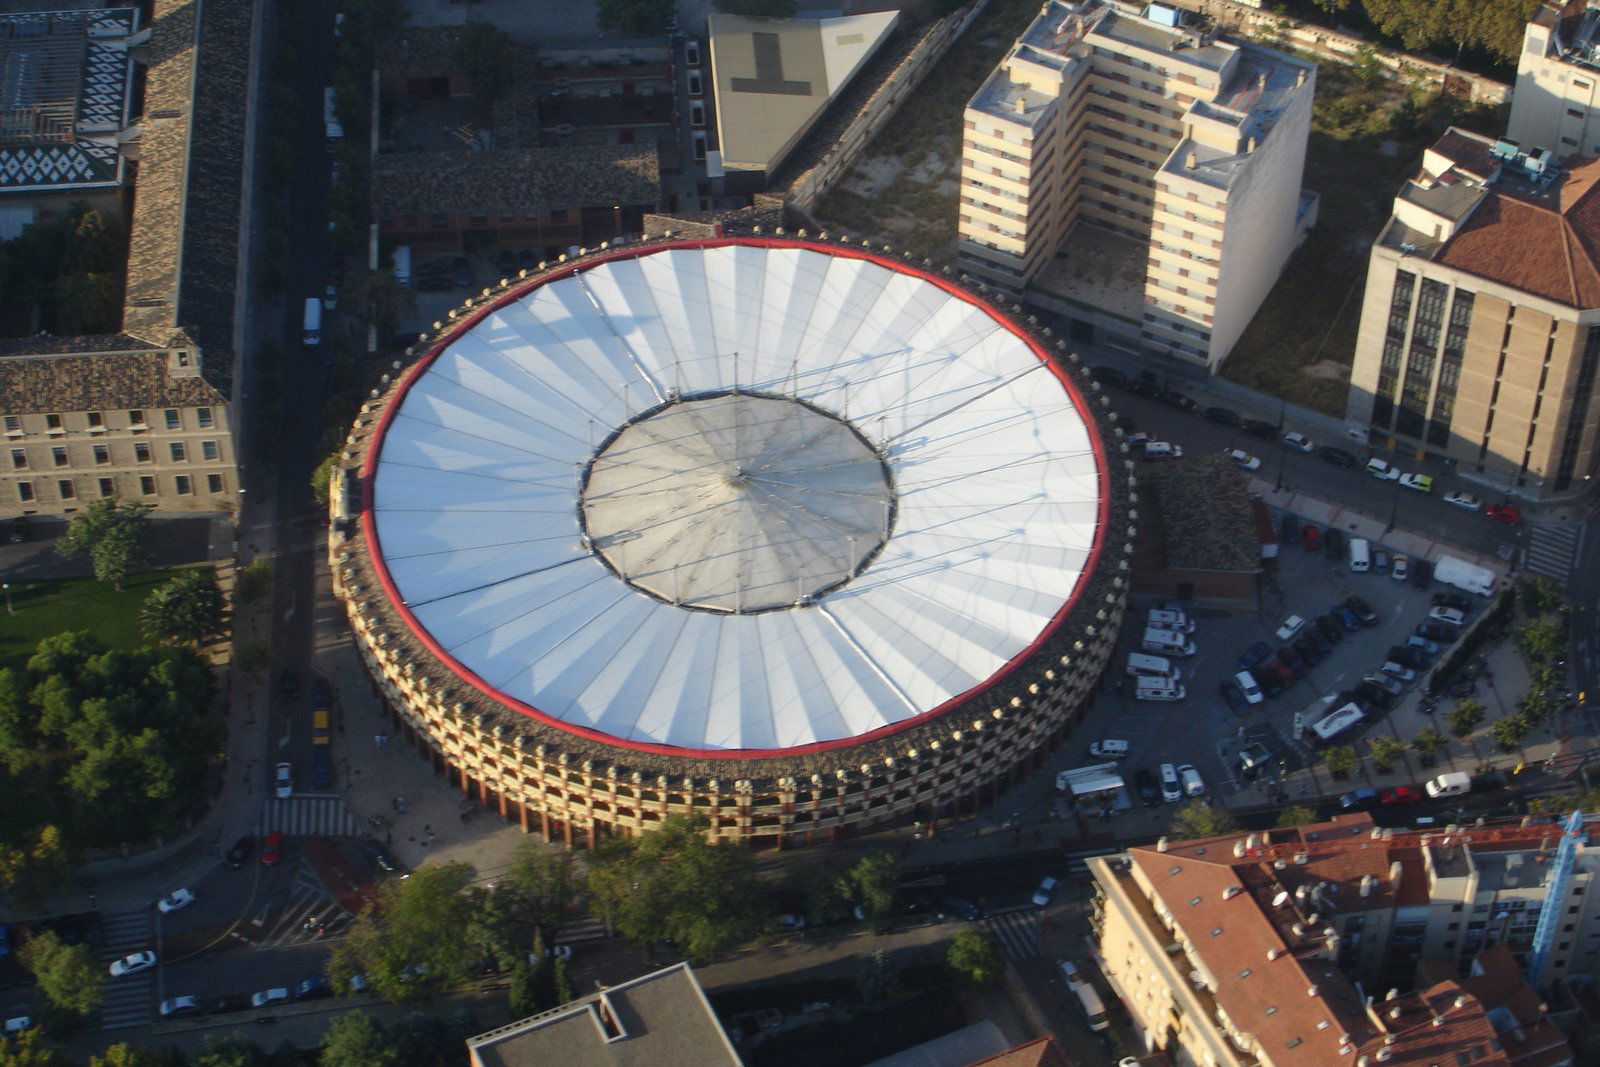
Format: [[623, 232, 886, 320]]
[[0, 568, 181, 672]]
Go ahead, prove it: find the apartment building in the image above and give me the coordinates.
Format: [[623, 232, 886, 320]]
[[956, 0, 1315, 372], [1087, 813, 1584, 1065], [1346, 127, 1600, 501], [1508, 2, 1600, 160]]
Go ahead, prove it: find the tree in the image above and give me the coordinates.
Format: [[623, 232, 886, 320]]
[[507, 958, 538, 1018], [1517, 691, 1556, 725], [236, 638, 273, 682], [236, 559, 273, 605], [20, 930, 104, 1019], [1170, 800, 1237, 839], [191, 1036, 265, 1067], [947, 926, 1003, 985], [552, 955, 575, 1006], [455, 22, 514, 107], [319, 1012, 399, 1067], [855, 948, 900, 1005], [1491, 712, 1532, 750], [55, 499, 153, 590], [56, 272, 122, 335], [311, 451, 341, 509], [346, 268, 416, 344], [840, 852, 900, 932], [0, 825, 73, 909], [1412, 727, 1448, 764], [1360, 0, 1537, 65], [141, 568, 225, 645], [90, 1045, 187, 1067], [1447, 699, 1486, 738], [1323, 745, 1357, 778], [597, 0, 676, 36], [0, 1027, 70, 1067], [587, 815, 769, 962], [330, 862, 481, 1002], [1516, 615, 1567, 665], [1275, 805, 1318, 828], [1367, 736, 1406, 772]]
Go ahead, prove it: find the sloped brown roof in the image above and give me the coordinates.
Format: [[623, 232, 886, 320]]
[[0, 347, 225, 413], [968, 1037, 1070, 1067], [1432, 129, 1498, 182], [1435, 155, 1600, 308]]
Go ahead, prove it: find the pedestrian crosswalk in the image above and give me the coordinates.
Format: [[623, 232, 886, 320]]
[[256, 794, 358, 838], [95, 910, 153, 1030], [1525, 523, 1583, 582], [252, 863, 353, 949], [984, 907, 1043, 961]]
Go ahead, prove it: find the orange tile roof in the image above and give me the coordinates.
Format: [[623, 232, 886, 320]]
[[1434, 154, 1600, 308], [968, 1037, 1071, 1067]]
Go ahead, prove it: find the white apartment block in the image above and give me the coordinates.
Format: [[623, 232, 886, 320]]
[[1508, 2, 1600, 159], [956, 0, 1315, 372]]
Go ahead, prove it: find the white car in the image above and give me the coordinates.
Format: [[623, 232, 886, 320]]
[[159, 996, 200, 1018], [1089, 739, 1129, 759], [250, 987, 289, 1008], [1159, 763, 1182, 803], [274, 761, 293, 799], [1391, 554, 1410, 582], [1365, 458, 1401, 481], [157, 888, 195, 914], [1225, 448, 1260, 472], [1281, 431, 1314, 453], [1274, 615, 1306, 642], [3, 1016, 32, 1036], [1399, 472, 1434, 493], [1381, 661, 1418, 683], [1443, 490, 1482, 511], [109, 950, 157, 977], [1177, 764, 1206, 797], [1429, 606, 1466, 627], [1031, 876, 1060, 908], [1234, 670, 1264, 705]]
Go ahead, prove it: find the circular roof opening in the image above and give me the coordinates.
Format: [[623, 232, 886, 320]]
[[580, 390, 895, 614], [363, 239, 1107, 756]]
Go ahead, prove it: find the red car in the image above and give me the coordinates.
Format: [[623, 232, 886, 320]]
[[260, 830, 284, 865], [1379, 786, 1421, 805], [1302, 524, 1321, 551], [1486, 504, 1522, 525]]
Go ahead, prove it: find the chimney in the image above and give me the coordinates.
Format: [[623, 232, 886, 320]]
[[1223, 885, 1241, 900], [1297, 67, 1307, 87], [1186, 149, 1197, 170], [1389, 860, 1402, 885], [1234, 840, 1247, 858], [1360, 875, 1374, 897], [1014, 97, 1027, 115], [1247, 135, 1258, 153], [1268, 948, 1283, 960], [1157, 837, 1169, 852], [1454, 995, 1467, 1009]]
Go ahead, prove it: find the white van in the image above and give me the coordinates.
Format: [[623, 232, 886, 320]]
[[1143, 441, 1182, 460], [1126, 652, 1179, 681], [1348, 537, 1370, 573], [1147, 607, 1195, 634], [1424, 771, 1472, 798], [1058, 961, 1110, 1032], [391, 245, 413, 289], [302, 297, 322, 346], [1141, 626, 1195, 657], [1134, 676, 1187, 702]]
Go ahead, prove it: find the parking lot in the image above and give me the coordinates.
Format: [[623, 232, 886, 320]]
[[1064, 508, 1522, 822]]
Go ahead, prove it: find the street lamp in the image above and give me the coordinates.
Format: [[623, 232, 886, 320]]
[[2, 582, 11, 615]]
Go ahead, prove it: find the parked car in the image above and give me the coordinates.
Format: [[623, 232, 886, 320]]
[[1416, 621, 1459, 642], [1330, 604, 1361, 632], [1406, 635, 1440, 657], [251, 988, 289, 1009], [260, 831, 284, 866], [1203, 406, 1240, 427], [1237, 642, 1273, 671], [940, 897, 982, 920], [1134, 768, 1161, 807], [311, 746, 334, 788], [274, 761, 293, 799], [1315, 615, 1345, 645], [1031, 876, 1060, 908], [1316, 445, 1357, 469], [1429, 606, 1467, 627], [1160, 762, 1183, 803], [1225, 448, 1261, 471], [1281, 431, 1314, 453], [226, 835, 254, 868], [1412, 559, 1434, 589], [1089, 739, 1129, 760], [157, 888, 195, 914], [1218, 679, 1249, 714], [1291, 634, 1324, 666], [1380, 785, 1422, 805], [1242, 418, 1279, 441], [160, 996, 200, 1018], [1355, 681, 1396, 711], [1344, 597, 1379, 627], [1157, 389, 1198, 413], [1363, 673, 1404, 697], [278, 668, 299, 702], [1177, 764, 1206, 797], [1373, 548, 1390, 572], [109, 950, 157, 977], [1324, 528, 1344, 560], [1265, 657, 1297, 688], [1276, 645, 1308, 678], [1381, 661, 1418, 683], [1388, 646, 1430, 670], [1486, 503, 1522, 525], [1392, 553, 1410, 582], [1302, 524, 1321, 551], [7, 515, 27, 543], [1234, 671, 1264, 705], [1365, 457, 1402, 481], [1432, 592, 1472, 611], [1280, 514, 1299, 546], [294, 976, 333, 1001], [1399, 472, 1434, 493], [1443, 491, 1482, 511], [1255, 669, 1284, 699], [1339, 787, 1378, 809]]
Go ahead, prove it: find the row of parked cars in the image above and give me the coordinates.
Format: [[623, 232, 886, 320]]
[[1218, 599, 1386, 712]]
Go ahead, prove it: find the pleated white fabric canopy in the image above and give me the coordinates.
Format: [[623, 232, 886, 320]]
[[368, 242, 1104, 754]]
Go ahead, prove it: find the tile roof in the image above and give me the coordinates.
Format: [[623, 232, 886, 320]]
[[372, 146, 660, 218], [0, 343, 225, 413], [1138, 452, 1260, 571], [1433, 153, 1600, 309], [1431, 128, 1498, 183], [967, 1037, 1071, 1067]]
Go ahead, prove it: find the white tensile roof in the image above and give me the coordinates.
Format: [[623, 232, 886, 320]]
[[368, 242, 1104, 755]]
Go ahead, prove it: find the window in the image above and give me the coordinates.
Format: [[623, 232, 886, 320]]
[[93, 444, 109, 465], [17, 481, 33, 503], [201, 440, 220, 461], [169, 442, 187, 463], [10, 449, 25, 470], [135, 443, 152, 464], [128, 409, 146, 428], [51, 446, 68, 467], [139, 475, 156, 496], [174, 475, 192, 495], [87, 411, 104, 431], [45, 413, 63, 433], [3, 416, 19, 435], [197, 406, 214, 429], [207, 473, 224, 494], [98, 477, 115, 498], [164, 409, 180, 431], [57, 479, 75, 500], [550, 208, 568, 222]]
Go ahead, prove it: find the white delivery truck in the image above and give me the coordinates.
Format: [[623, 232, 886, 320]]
[[1125, 652, 1179, 681], [1432, 554, 1494, 597], [1147, 607, 1196, 633], [1348, 537, 1370, 573], [1424, 771, 1472, 798], [302, 297, 322, 346], [1141, 626, 1196, 657], [1134, 676, 1186, 702]]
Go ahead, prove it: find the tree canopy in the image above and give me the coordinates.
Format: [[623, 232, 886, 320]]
[[947, 926, 1003, 984], [20, 929, 104, 1020], [0, 206, 125, 339], [141, 568, 225, 646], [587, 815, 769, 961], [55, 499, 153, 591], [597, 0, 677, 36], [1170, 800, 1238, 839], [330, 862, 482, 1001], [1360, 0, 1540, 65], [319, 1012, 399, 1067]]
